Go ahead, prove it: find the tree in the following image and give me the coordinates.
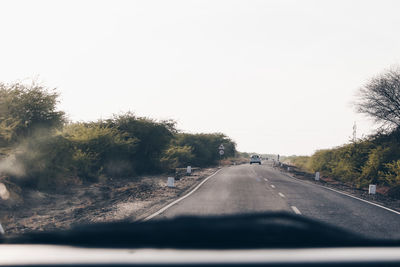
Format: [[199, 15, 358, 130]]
[[174, 133, 237, 166], [103, 113, 176, 173], [160, 145, 194, 170], [356, 67, 400, 129], [0, 82, 65, 144]]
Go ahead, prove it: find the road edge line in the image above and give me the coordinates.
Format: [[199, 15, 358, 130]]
[[281, 171, 400, 215], [320, 185, 400, 215], [291, 206, 301, 215], [142, 168, 223, 221]]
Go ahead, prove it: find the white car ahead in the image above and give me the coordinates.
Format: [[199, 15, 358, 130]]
[[250, 155, 261, 165]]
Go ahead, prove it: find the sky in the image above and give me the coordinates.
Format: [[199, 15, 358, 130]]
[[1, 0, 400, 155]]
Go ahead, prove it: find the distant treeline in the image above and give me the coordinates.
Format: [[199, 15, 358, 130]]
[[0, 82, 236, 190]]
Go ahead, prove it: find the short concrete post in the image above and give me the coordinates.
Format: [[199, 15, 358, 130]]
[[315, 172, 320, 181], [186, 166, 192, 175], [167, 177, 175, 188], [369, 184, 376, 194]]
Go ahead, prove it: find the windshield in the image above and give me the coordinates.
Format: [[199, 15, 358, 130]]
[[0, 0, 400, 249]]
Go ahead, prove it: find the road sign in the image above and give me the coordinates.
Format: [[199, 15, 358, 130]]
[[219, 144, 225, 150], [219, 150, 224, 155]]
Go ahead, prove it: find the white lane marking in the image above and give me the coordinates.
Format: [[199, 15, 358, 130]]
[[270, 185, 276, 188], [278, 192, 285, 198], [264, 178, 268, 182], [278, 171, 400, 216], [291, 206, 301, 215], [321, 186, 400, 215], [143, 169, 223, 221]]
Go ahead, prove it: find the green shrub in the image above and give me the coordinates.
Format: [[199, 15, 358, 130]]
[[13, 133, 76, 190], [63, 123, 138, 179], [104, 113, 175, 174], [308, 149, 334, 175], [290, 156, 311, 170], [359, 146, 392, 186], [380, 160, 400, 186], [0, 82, 239, 190], [160, 145, 194, 171], [0, 82, 65, 145], [174, 133, 236, 167]]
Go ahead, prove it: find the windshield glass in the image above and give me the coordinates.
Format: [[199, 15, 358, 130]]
[[0, 0, 400, 246]]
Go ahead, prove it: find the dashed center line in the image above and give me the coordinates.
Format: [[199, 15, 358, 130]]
[[264, 178, 268, 182], [278, 192, 285, 198], [291, 206, 301, 215], [270, 185, 276, 188]]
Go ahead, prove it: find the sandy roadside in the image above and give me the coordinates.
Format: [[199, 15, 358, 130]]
[[0, 167, 219, 234]]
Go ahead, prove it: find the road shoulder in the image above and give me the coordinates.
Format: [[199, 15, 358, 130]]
[[274, 164, 400, 213]]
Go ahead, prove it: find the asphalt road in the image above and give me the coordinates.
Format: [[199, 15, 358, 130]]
[[155, 161, 400, 240]]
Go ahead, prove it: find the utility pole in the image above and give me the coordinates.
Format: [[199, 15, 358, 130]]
[[353, 121, 357, 143]]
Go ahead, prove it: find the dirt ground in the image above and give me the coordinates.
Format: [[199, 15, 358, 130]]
[[0, 168, 218, 234], [276, 163, 400, 212]]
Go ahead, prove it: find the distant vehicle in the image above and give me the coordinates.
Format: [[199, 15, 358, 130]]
[[250, 155, 261, 165]]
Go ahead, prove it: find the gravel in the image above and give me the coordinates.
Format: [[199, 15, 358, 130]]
[[0, 167, 218, 234]]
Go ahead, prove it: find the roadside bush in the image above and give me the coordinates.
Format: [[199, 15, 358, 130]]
[[104, 113, 175, 174], [359, 146, 396, 186], [13, 133, 76, 190], [290, 131, 400, 189], [0, 82, 239, 191], [63, 123, 138, 179], [160, 145, 194, 171], [0, 82, 65, 145], [308, 149, 334, 175], [287, 156, 311, 170], [380, 160, 400, 186], [174, 133, 236, 167]]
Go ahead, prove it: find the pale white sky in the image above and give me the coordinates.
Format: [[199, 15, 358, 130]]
[[1, 0, 400, 155]]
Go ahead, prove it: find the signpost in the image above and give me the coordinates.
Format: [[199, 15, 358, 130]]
[[219, 144, 225, 158]]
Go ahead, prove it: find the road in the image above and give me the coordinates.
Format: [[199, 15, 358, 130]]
[[154, 161, 400, 240]]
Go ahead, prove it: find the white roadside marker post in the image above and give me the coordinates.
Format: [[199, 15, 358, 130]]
[[0, 223, 4, 235], [369, 184, 376, 194], [186, 166, 191, 176], [167, 177, 175, 188], [287, 167, 291, 172], [315, 172, 320, 181]]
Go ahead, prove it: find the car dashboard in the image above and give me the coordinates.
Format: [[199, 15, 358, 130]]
[[2, 213, 400, 266]]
